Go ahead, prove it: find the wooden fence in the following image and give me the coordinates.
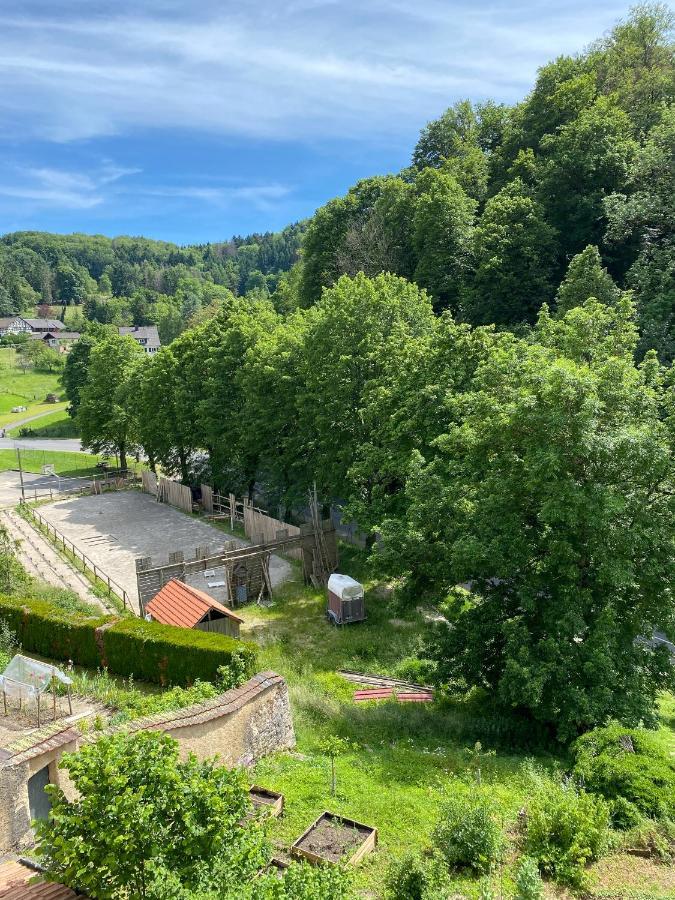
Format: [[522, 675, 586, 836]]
[[141, 470, 158, 495], [242, 501, 302, 561], [141, 470, 192, 514], [157, 477, 193, 514]]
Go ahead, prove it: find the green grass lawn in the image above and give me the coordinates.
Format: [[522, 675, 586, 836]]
[[0, 347, 66, 427], [236, 547, 675, 897], [8, 406, 77, 438], [0, 447, 102, 477]]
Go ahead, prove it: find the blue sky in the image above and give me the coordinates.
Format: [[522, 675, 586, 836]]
[[0, 1, 636, 245]]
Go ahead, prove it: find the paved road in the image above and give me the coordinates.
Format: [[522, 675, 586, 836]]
[[0, 437, 83, 453]]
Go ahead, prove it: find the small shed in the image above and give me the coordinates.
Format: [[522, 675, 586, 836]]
[[327, 574, 366, 625], [145, 579, 243, 637]]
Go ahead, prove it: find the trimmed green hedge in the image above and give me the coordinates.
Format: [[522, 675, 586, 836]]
[[103, 618, 257, 686], [0, 594, 256, 686]]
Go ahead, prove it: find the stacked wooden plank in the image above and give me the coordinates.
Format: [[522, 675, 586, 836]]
[[353, 687, 433, 704]]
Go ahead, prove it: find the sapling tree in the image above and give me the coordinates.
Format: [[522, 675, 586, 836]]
[[318, 736, 353, 796]]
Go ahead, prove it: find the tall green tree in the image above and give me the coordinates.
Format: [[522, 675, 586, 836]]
[[383, 299, 675, 739], [298, 273, 436, 527], [77, 333, 144, 469], [462, 178, 557, 325], [412, 169, 476, 312], [538, 98, 637, 261], [555, 245, 622, 315], [605, 104, 675, 359]]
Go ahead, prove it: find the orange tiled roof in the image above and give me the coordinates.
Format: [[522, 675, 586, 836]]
[[145, 579, 243, 629], [0, 861, 84, 899]]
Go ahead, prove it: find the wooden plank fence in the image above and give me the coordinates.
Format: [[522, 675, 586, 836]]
[[141, 470, 158, 495], [157, 476, 193, 514], [242, 501, 302, 561]]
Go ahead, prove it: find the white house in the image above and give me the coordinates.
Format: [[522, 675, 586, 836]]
[[119, 325, 161, 355]]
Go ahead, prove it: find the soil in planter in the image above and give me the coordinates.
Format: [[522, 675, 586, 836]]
[[297, 817, 373, 864], [250, 789, 279, 808]]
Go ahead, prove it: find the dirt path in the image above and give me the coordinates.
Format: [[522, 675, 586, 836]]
[[1, 508, 109, 613]]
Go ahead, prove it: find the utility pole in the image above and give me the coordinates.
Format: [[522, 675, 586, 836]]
[[17, 447, 25, 501]]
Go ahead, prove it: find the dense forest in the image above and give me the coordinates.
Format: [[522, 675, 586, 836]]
[[13, 4, 675, 738], [0, 224, 304, 342]]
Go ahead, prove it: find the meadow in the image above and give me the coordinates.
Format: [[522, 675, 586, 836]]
[[240, 549, 675, 897], [0, 347, 66, 428]]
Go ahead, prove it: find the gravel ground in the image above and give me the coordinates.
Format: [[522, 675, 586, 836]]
[[37, 490, 293, 613]]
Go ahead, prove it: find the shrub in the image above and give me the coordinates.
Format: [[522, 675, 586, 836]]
[[0, 593, 106, 669], [514, 856, 544, 900], [572, 723, 675, 825], [0, 619, 18, 670], [524, 783, 610, 888], [432, 794, 504, 874], [383, 851, 451, 900], [0, 593, 257, 686], [103, 617, 256, 685]]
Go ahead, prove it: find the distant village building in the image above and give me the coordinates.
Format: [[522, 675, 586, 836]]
[[0, 316, 32, 337], [119, 325, 161, 355], [40, 331, 81, 353], [145, 579, 243, 637], [22, 319, 65, 334]]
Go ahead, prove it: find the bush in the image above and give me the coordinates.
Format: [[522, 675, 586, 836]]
[[572, 723, 675, 826], [524, 783, 610, 888], [0, 593, 257, 686], [432, 794, 504, 875], [103, 617, 256, 686], [514, 856, 544, 900], [0, 593, 106, 669], [383, 851, 451, 900]]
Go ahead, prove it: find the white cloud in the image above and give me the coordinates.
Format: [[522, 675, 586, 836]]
[[0, 163, 140, 211], [0, 1, 636, 143]]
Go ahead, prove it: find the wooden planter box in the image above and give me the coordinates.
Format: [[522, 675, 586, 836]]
[[249, 785, 284, 818], [291, 811, 377, 866]]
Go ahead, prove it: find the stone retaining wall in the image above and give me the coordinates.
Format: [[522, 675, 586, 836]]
[[0, 671, 294, 853]]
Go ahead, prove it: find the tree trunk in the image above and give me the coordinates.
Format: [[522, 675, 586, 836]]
[[119, 443, 127, 471], [330, 758, 336, 796], [179, 447, 189, 483]]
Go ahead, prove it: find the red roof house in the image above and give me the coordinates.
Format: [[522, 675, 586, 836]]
[[145, 580, 243, 637]]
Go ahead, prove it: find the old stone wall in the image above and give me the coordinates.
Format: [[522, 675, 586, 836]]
[[0, 671, 294, 853]]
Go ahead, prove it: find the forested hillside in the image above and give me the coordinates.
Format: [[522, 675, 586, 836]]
[[0, 2, 668, 742], [0, 224, 304, 341]]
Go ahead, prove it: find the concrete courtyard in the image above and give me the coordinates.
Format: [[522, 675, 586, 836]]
[[37, 490, 293, 613]]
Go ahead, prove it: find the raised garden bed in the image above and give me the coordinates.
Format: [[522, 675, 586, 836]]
[[249, 785, 284, 817], [291, 811, 377, 866]]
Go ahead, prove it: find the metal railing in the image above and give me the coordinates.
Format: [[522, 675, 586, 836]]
[[19, 502, 131, 611]]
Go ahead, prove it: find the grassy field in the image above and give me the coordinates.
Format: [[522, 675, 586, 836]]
[[0, 347, 66, 428], [0, 448, 102, 477], [235, 547, 675, 898], [8, 406, 77, 438]]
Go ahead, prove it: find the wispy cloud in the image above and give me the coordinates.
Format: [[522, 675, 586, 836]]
[[0, 1, 635, 143], [0, 163, 140, 210]]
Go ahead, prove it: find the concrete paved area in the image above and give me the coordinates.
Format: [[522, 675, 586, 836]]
[[37, 491, 293, 612]]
